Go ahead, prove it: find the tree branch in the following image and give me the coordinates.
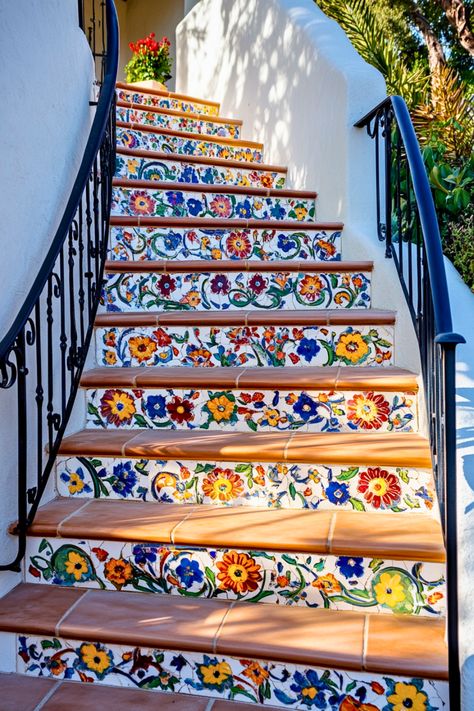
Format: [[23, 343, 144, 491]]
[[411, 7, 447, 75], [438, 0, 474, 56]]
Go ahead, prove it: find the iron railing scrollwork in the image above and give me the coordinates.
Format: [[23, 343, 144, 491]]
[[355, 96, 465, 711], [0, 0, 118, 571]]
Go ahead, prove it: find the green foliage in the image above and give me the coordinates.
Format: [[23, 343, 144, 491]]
[[124, 33, 172, 84], [444, 205, 474, 291]]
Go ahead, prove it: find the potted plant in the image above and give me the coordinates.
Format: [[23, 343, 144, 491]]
[[124, 32, 172, 92]]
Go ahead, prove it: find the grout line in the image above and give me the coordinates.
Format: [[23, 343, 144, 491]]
[[137, 215, 141, 227], [170, 509, 195, 545], [283, 431, 295, 462], [212, 599, 238, 653], [55, 590, 90, 638], [327, 513, 337, 554], [362, 615, 370, 670], [33, 680, 64, 711], [205, 699, 215, 711], [235, 367, 249, 389], [334, 365, 341, 390], [121, 431, 145, 458], [57, 500, 92, 537]]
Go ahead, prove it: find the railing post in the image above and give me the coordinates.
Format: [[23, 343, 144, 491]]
[[383, 106, 393, 258]]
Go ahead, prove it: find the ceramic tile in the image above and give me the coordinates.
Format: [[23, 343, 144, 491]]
[[116, 127, 263, 163], [26, 536, 446, 618], [85, 387, 417, 433], [17, 634, 449, 709], [110, 186, 315, 221], [116, 88, 219, 115], [115, 154, 285, 189], [116, 105, 240, 138], [108, 226, 342, 262], [55, 454, 434, 513], [102, 269, 370, 312]]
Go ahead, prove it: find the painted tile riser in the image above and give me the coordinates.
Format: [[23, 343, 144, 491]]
[[17, 634, 449, 710], [111, 185, 316, 222], [116, 106, 241, 138], [116, 127, 263, 163], [96, 324, 393, 368], [26, 537, 446, 618], [116, 88, 219, 116], [108, 225, 342, 262], [103, 271, 371, 312], [115, 153, 285, 189], [85, 387, 417, 433], [56, 455, 434, 514]]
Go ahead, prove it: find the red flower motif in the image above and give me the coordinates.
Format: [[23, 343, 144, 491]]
[[156, 274, 176, 297], [357, 467, 402, 508], [347, 392, 390, 430], [92, 547, 109, 562], [248, 273, 267, 295], [166, 395, 194, 423], [153, 328, 172, 346]]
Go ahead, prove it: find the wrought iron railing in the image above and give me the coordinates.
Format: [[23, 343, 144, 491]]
[[355, 95, 464, 711], [0, 0, 118, 571]]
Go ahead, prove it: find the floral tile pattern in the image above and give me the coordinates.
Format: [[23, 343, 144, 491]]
[[85, 387, 417, 432], [111, 186, 316, 221], [95, 324, 393, 368], [116, 88, 220, 116], [115, 153, 285, 189], [116, 105, 240, 138], [18, 634, 448, 709], [108, 226, 342, 262], [103, 271, 370, 312], [116, 127, 263, 163], [26, 537, 445, 617], [56, 455, 434, 513]]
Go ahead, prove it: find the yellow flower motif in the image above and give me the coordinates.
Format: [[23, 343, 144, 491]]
[[312, 573, 342, 594], [64, 551, 89, 581], [254, 200, 263, 211], [129, 336, 157, 363], [67, 472, 85, 495], [154, 472, 176, 490], [263, 408, 280, 427], [207, 394, 235, 422], [104, 350, 117, 365], [238, 175, 250, 187], [374, 572, 406, 607], [211, 248, 222, 259], [200, 660, 233, 686], [294, 206, 308, 220], [335, 332, 370, 364], [79, 643, 113, 676], [387, 682, 428, 711], [126, 158, 139, 174]]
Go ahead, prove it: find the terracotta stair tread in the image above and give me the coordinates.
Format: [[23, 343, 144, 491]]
[[116, 120, 263, 149], [109, 216, 343, 229], [95, 308, 396, 327], [0, 672, 261, 710], [117, 145, 287, 173], [25, 497, 444, 561], [104, 258, 373, 273], [116, 81, 220, 109], [59, 429, 432, 467], [0, 583, 447, 678], [117, 98, 242, 126], [80, 365, 418, 391], [112, 177, 317, 199]]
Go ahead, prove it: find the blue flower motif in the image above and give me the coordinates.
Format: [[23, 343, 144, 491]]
[[133, 545, 158, 565], [277, 233, 297, 253], [202, 167, 215, 184], [325, 481, 350, 505], [111, 461, 137, 497], [289, 669, 327, 707], [293, 393, 319, 421], [166, 190, 185, 206], [162, 232, 181, 251], [235, 199, 252, 218], [270, 203, 286, 219], [296, 338, 320, 363], [145, 394, 167, 420], [335, 556, 364, 579], [187, 198, 203, 216], [180, 166, 199, 183], [175, 557, 204, 588]]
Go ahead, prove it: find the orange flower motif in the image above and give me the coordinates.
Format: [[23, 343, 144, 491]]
[[104, 557, 133, 587], [347, 392, 391, 430], [181, 290, 201, 308], [370, 682, 385, 695], [316, 239, 337, 256], [339, 696, 380, 711], [216, 551, 262, 594], [99, 389, 136, 426], [129, 190, 155, 215], [276, 575, 290, 588], [241, 660, 269, 686], [129, 335, 157, 363], [428, 591, 444, 605], [298, 275, 324, 302], [357, 467, 401, 509], [312, 573, 342, 594], [260, 173, 274, 188], [202, 468, 244, 502], [105, 350, 117, 365]]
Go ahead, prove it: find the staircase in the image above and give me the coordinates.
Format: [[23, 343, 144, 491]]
[[0, 82, 449, 709]]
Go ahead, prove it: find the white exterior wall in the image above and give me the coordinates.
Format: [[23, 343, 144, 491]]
[[175, 0, 422, 377], [0, 0, 95, 596]]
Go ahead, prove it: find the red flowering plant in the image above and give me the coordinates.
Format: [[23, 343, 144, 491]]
[[124, 32, 172, 84]]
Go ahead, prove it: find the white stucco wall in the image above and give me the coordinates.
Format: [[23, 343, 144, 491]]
[[0, 0, 95, 596], [176, 0, 422, 376]]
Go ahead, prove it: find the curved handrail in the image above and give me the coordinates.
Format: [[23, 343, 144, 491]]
[[0, 0, 118, 360], [355, 95, 463, 344]]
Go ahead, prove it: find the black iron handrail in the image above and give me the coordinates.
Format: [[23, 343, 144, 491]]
[[0, 0, 118, 570], [355, 95, 464, 711]]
